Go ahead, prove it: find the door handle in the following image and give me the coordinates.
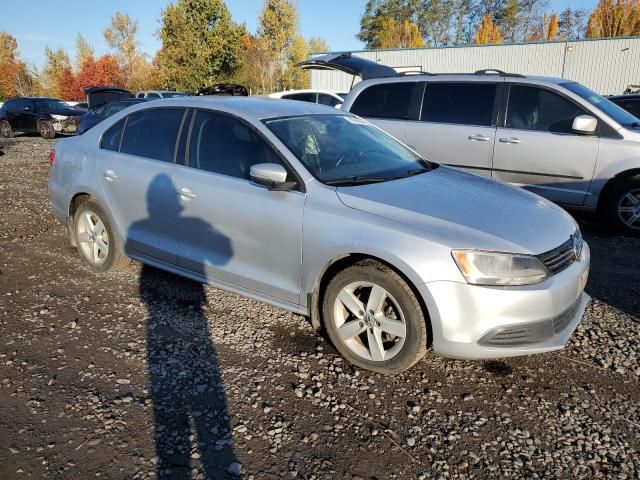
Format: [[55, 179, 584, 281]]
[[103, 169, 117, 181], [178, 186, 196, 200], [499, 137, 522, 144], [468, 134, 491, 142]]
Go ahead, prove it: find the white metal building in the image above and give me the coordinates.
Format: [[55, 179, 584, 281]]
[[310, 37, 640, 95]]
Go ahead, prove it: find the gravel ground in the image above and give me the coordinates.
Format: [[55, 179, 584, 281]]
[[0, 135, 639, 480]]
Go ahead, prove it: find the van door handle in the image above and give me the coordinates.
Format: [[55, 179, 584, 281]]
[[499, 137, 522, 144], [468, 134, 491, 142], [178, 186, 196, 200], [103, 169, 117, 181]]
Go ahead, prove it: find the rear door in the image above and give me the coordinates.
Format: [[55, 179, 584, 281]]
[[95, 107, 187, 263], [348, 81, 417, 142], [403, 81, 500, 177], [492, 84, 599, 205]]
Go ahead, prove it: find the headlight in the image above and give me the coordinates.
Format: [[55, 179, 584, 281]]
[[451, 250, 549, 286], [51, 114, 68, 121]]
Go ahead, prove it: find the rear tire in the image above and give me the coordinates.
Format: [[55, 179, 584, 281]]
[[38, 120, 56, 139], [0, 120, 13, 138], [73, 199, 130, 272], [322, 260, 428, 374], [602, 176, 640, 236]]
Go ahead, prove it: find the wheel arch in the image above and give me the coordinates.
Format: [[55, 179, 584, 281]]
[[308, 253, 433, 347], [597, 168, 640, 213]]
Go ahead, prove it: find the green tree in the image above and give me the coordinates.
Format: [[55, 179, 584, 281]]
[[419, 0, 454, 46], [558, 7, 588, 39], [39, 47, 72, 97], [357, 0, 422, 48], [156, 0, 244, 92], [308, 36, 330, 54], [75, 34, 94, 73], [280, 35, 310, 90]]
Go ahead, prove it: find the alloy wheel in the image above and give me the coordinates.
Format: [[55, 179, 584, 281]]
[[333, 281, 407, 362], [76, 210, 109, 266], [617, 188, 640, 230]]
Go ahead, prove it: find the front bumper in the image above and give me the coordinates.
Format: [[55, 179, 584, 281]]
[[52, 118, 78, 134], [419, 243, 590, 359]]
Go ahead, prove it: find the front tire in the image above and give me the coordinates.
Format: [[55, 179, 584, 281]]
[[38, 120, 55, 139], [322, 260, 428, 374], [73, 199, 130, 272], [603, 176, 640, 235], [0, 120, 13, 138]]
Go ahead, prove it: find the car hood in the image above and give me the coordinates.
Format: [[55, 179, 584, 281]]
[[48, 108, 82, 117], [335, 167, 577, 255]]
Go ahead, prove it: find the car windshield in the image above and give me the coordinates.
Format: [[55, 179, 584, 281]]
[[37, 99, 71, 111], [264, 114, 435, 185], [562, 82, 640, 128], [162, 92, 187, 98]]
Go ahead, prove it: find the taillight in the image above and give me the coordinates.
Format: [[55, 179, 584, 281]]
[[48, 149, 56, 167]]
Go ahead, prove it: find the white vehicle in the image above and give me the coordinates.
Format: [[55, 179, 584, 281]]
[[136, 91, 188, 99], [269, 89, 348, 108]]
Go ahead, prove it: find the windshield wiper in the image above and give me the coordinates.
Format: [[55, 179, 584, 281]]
[[325, 176, 391, 186]]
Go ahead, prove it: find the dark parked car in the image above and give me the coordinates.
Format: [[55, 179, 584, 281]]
[[607, 94, 640, 119], [84, 86, 134, 110], [0, 97, 83, 138], [193, 83, 249, 96], [77, 98, 148, 134]]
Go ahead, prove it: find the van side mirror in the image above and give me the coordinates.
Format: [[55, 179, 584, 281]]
[[250, 163, 296, 191], [572, 115, 597, 135]]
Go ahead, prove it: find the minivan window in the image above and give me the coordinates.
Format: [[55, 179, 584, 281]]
[[120, 108, 184, 162], [350, 82, 415, 120], [562, 82, 639, 128], [284, 93, 316, 103], [421, 83, 497, 126], [317, 94, 341, 107], [100, 119, 125, 152], [507, 85, 585, 134], [188, 110, 282, 179]]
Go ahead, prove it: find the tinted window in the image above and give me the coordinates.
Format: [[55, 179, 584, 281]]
[[318, 94, 341, 107], [188, 110, 282, 179], [100, 119, 125, 152], [10, 99, 30, 111], [146, 93, 161, 99], [120, 108, 184, 162], [36, 99, 71, 111], [507, 85, 585, 134], [616, 100, 640, 119], [284, 93, 316, 103], [421, 83, 496, 126], [351, 82, 415, 120]]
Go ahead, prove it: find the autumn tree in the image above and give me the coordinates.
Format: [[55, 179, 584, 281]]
[[58, 68, 81, 101], [308, 36, 330, 54], [546, 12, 559, 40], [358, 0, 421, 48], [558, 7, 588, 39], [279, 35, 310, 90], [475, 13, 503, 44], [379, 17, 424, 48], [157, 0, 244, 92], [586, 0, 640, 38], [75, 35, 94, 73], [76, 55, 125, 95], [39, 47, 72, 98]]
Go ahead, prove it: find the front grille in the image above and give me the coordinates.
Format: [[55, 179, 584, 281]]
[[538, 237, 577, 275]]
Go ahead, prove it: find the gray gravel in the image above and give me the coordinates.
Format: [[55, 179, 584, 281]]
[[0, 135, 639, 479]]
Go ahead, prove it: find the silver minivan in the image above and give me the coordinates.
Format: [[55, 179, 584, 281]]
[[301, 54, 640, 235]]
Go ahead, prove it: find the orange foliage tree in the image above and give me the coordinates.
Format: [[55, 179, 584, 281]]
[[474, 14, 503, 44], [379, 17, 424, 49], [586, 0, 640, 38]]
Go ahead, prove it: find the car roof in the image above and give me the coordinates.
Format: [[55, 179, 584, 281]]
[[127, 96, 346, 120]]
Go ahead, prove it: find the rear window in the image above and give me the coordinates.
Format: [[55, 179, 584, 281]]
[[283, 93, 316, 103], [350, 82, 415, 120], [120, 108, 185, 162], [421, 83, 497, 126]]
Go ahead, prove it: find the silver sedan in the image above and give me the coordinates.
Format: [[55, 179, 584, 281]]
[[48, 97, 590, 373]]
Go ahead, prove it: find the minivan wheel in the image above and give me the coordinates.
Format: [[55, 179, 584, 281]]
[[38, 120, 55, 139], [604, 176, 640, 235], [322, 260, 428, 374], [73, 200, 130, 272], [0, 120, 13, 138]]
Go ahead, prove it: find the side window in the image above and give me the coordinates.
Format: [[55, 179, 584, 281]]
[[3, 100, 16, 112], [318, 94, 341, 107], [136, 93, 144, 98], [146, 92, 161, 99], [421, 82, 497, 126], [100, 118, 125, 152], [187, 109, 283, 180], [350, 82, 415, 120], [120, 108, 184, 162], [506, 85, 586, 134], [620, 101, 640, 118], [284, 93, 316, 103]]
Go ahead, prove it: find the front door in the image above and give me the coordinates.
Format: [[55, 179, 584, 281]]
[[96, 108, 186, 264], [492, 84, 599, 205], [174, 109, 305, 304], [404, 81, 501, 177]]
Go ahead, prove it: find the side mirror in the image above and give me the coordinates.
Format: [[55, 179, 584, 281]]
[[250, 163, 295, 191], [572, 115, 597, 135]]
